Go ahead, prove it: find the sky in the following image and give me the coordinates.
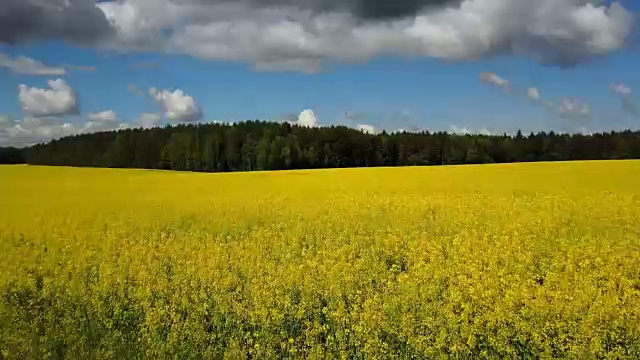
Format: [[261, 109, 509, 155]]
[[0, 0, 639, 147]]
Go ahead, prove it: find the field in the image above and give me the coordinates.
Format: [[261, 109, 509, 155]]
[[1, 161, 640, 359]]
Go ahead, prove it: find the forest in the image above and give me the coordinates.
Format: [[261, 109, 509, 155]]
[[0, 147, 24, 165], [2, 121, 640, 171]]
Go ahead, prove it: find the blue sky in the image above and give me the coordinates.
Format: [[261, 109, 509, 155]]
[[0, 0, 638, 146]]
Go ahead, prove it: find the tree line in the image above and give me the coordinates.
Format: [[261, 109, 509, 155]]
[[0, 147, 25, 164], [2, 121, 640, 171]]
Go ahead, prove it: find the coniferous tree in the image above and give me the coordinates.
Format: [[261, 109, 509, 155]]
[[13, 121, 640, 172]]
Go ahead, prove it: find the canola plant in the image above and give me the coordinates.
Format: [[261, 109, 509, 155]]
[[1, 161, 640, 359]]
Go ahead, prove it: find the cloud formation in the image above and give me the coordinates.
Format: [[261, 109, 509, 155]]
[[0, 115, 10, 128], [450, 125, 469, 135], [610, 83, 638, 115], [0, 0, 114, 44], [149, 87, 203, 122], [610, 83, 632, 97], [83, 121, 127, 134], [108, 0, 636, 70], [0, 54, 97, 75], [480, 72, 510, 90], [450, 125, 493, 135], [85, 110, 125, 132], [1, 0, 634, 72], [18, 79, 79, 117], [88, 110, 118, 124], [0, 114, 132, 147], [557, 98, 591, 120], [527, 87, 540, 102], [185, 0, 460, 20], [137, 113, 163, 128], [0, 54, 66, 75], [293, 109, 319, 127], [357, 123, 378, 134], [0, 117, 81, 147], [480, 71, 592, 122]]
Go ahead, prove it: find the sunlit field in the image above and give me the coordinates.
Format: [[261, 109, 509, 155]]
[[1, 161, 640, 359]]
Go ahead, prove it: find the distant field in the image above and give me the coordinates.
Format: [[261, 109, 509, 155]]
[[1, 161, 640, 358]]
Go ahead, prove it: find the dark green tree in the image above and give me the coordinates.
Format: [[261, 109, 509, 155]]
[[17, 120, 640, 173]]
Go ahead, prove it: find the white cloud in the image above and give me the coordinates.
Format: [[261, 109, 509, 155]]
[[293, 109, 318, 127], [20, 117, 58, 129], [449, 125, 494, 135], [480, 72, 510, 91], [5, 124, 32, 139], [357, 123, 378, 134], [527, 87, 540, 101], [61, 123, 82, 135], [0, 54, 66, 76], [87, 121, 130, 133], [93, 0, 634, 72], [0, 54, 96, 75], [610, 83, 632, 97], [88, 110, 118, 124], [578, 126, 592, 135], [0, 1, 634, 73], [610, 83, 638, 115], [82, 121, 114, 133], [149, 87, 203, 122], [84, 111, 129, 133], [0, 115, 11, 128], [557, 98, 590, 120], [450, 125, 470, 135], [137, 113, 162, 128], [18, 79, 79, 117], [480, 72, 595, 122], [0, 117, 85, 147]]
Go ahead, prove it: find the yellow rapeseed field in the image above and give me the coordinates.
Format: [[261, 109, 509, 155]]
[[1, 161, 640, 359]]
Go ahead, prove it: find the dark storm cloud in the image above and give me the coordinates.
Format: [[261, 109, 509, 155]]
[[173, 0, 460, 19], [0, 0, 634, 73], [304, 0, 460, 19], [0, 0, 114, 44], [348, 0, 460, 19]]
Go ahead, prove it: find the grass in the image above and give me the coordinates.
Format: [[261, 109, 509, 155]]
[[1, 161, 640, 359]]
